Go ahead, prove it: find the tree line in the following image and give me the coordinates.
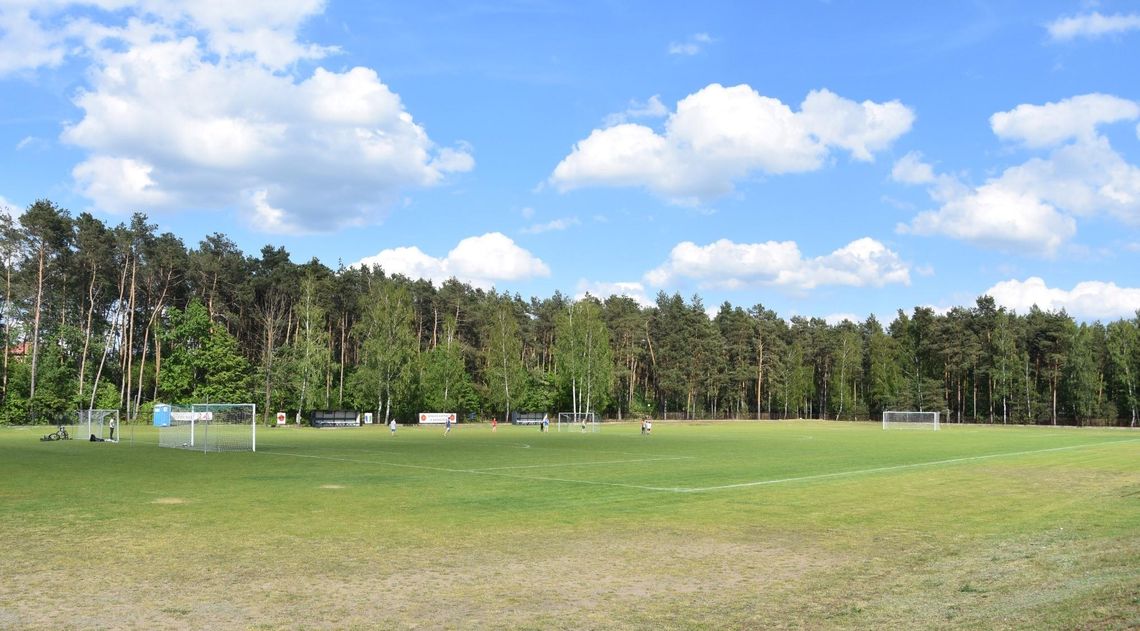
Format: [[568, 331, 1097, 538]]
[[2, 199, 1137, 427]]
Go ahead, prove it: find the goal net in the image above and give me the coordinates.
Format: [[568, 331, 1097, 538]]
[[557, 412, 598, 432], [158, 403, 257, 452], [77, 409, 119, 442], [882, 410, 940, 430]]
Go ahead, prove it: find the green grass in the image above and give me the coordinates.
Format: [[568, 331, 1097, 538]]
[[1, 421, 1137, 629]]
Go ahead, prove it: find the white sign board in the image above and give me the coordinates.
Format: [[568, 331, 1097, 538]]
[[276, 412, 286, 426], [363, 412, 373, 424], [418, 412, 456, 424], [171, 411, 213, 422]]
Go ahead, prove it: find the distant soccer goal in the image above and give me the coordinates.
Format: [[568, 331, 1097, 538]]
[[882, 410, 940, 430], [76, 409, 119, 443], [158, 403, 257, 452], [557, 412, 598, 432]]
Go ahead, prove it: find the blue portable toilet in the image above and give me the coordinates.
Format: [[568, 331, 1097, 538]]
[[153, 403, 171, 427]]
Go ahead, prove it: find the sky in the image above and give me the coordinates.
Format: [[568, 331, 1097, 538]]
[[2, 1, 1140, 323]]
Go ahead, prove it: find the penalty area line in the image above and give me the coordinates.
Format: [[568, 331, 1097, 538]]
[[681, 438, 1140, 493]]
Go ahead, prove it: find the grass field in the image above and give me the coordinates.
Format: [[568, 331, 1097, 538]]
[[1, 420, 1137, 630]]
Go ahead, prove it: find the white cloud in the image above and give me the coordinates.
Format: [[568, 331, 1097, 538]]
[[668, 32, 713, 56], [0, 6, 68, 75], [551, 84, 914, 205], [14, 2, 472, 234], [15, 136, 49, 151], [352, 233, 549, 289], [997, 136, 1140, 222], [521, 217, 580, 234], [575, 280, 654, 307], [901, 182, 1076, 255], [797, 89, 916, 161], [898, 93, 1140, 254], [603, 95, 668, 126], [899, 135, 1140, 254], [1047, 12, 1140, 41], [0, 1, 335, 76], [990, 94, 1139, 148], [891, 151, 936, 184], [986, 277, 1140, 320], [645, 237, 910, 291]]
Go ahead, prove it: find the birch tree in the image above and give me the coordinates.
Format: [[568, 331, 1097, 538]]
[[554, 298, 613, 421], [483, 298, 525, 422], [357, 280, 416, 424]]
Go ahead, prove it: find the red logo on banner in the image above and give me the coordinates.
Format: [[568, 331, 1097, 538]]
[[420, 414, 427, 421]]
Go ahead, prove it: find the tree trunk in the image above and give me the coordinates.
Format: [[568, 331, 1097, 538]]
[[2, 247, 13, 415], [755, 337, 764, 420], [122, 254, 138, 417], [77, 261, 98, 404], [28, 242, 45, 402], [338, 312, 347, 406], [135, 269, 171, 419]]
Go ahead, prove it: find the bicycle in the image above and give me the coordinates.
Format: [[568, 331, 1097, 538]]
[[40, 425, 70, 441]]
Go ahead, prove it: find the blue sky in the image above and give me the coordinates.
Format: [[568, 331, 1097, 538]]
[[2, 1, 1140, 322]]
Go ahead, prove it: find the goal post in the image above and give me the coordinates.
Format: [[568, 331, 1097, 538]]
[[882, 410, 940, 430], [76, 409, 119, 443], [158, 403, 256, 452], [557, 412, 598, 432]]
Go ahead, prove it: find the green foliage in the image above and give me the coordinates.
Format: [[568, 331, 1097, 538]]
[[355, 279, 417, 422], [0, 200, 1136, 428], [159, 299, 253, 404], [421, 316, 479, 415], [554, 298, 613, 416], [483, 298, 526, 419]]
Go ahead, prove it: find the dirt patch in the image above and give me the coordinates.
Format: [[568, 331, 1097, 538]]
[[319, 484, 346, 489], [151, 497, 187, 504]]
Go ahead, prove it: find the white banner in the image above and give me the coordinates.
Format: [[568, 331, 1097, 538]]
[[418, 412, 456, 424], [171, 411, 213, 421]]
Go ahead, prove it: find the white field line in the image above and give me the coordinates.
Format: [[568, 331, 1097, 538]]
[[469, 456, 694, 471], [261, 438, 1139, 495], [682, 438, 1140, 493]]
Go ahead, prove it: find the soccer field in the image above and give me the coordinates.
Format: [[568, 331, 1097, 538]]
[[1, 421, 1137, 629]]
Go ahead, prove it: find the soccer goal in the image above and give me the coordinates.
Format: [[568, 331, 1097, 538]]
[[158, 403, 257, 452], [76, 409, 119, 443], [557, 412, 598, 432], [882, 410, 940, 430]]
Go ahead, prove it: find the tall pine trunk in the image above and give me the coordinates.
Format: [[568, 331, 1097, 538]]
[[28, 242, 45, 403]]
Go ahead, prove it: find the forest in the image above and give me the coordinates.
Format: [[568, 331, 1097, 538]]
[[2, 199, 1138, 427]]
